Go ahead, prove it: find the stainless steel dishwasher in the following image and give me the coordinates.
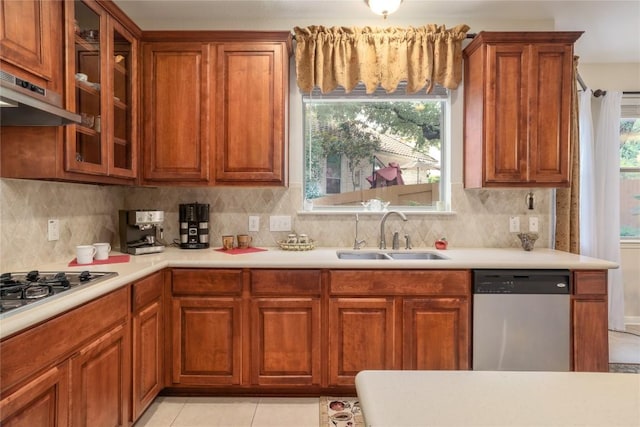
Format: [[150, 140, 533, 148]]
[[473, 269, 571, 371]]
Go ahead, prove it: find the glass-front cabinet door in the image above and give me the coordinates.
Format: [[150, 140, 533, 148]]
[[109, 19, 136, 178], [67, 0, 106, 175], [65, 0, 137, 180]]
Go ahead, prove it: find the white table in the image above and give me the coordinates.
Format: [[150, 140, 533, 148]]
[[355, 370, 640, 426]]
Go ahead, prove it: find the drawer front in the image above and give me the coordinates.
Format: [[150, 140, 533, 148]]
[[573, 270, 607, 295], [251, 270, 322, 296], [133, 270, 164, 311], [330, 270, 470, 296], [172, 269, 242, 296]]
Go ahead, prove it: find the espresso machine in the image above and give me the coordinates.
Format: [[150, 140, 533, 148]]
[[179, 203, 210, 249], [119, 210, 165, 255]]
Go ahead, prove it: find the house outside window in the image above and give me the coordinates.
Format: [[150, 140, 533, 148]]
[[303, 83, 448, 211], [620, 96, 640, 239]]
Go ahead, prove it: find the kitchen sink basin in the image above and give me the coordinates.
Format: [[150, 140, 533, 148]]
[[336, 251, 391, 260], [386, 251, 448, 260], [336, 251, 448, 260]]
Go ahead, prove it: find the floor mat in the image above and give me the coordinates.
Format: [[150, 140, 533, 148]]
[[319, 396, 363, 427], [609, 363, 640, 373]]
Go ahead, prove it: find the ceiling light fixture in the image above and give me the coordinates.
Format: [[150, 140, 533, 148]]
[[367, 0, 403, 19]]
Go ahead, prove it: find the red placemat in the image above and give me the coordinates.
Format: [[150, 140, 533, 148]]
[[214, 247, 267, 255], [68, 254, 130, 266]]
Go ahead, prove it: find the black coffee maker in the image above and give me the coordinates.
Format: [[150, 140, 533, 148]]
[[179, 203, 210, 249]]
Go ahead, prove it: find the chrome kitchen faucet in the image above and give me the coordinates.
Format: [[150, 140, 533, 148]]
[[379, 210, 408, 249]]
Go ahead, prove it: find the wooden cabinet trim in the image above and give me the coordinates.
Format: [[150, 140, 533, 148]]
[[141, 31, 292, 49]]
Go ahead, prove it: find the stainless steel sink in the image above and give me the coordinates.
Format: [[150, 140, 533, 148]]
[[336, 251, 391, 260], [386, 251, 448, 260], [336, 251, 447, 260]]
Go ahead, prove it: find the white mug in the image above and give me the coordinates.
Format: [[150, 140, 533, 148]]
[[93, 242, 111, 260], [76, 245, 96, 264]]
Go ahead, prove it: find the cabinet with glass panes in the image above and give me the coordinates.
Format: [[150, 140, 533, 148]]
[[65, 0, 137, 181]]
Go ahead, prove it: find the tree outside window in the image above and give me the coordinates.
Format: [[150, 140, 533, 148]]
[[303, 84, 447, 211]]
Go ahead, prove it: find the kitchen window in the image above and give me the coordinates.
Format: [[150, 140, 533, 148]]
[[620, 95, 640, 239], [302, 83, 449, 212]]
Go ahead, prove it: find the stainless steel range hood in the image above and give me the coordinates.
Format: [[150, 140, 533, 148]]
[[0, 71, 80, 126]]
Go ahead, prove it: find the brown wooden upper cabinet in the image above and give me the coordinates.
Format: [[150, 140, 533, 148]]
[[0, 0, 61, 94], [0, 0, 140, 185], [141, 32, 290, 186], [65, 0, 138, 181], [141, 42, 214, 183], [463, 32, 582, 188]]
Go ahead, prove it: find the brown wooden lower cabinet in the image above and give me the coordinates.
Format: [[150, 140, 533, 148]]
[[171, 297, 243, 385], [170, 269, 243, 386], [249, 269, 322, 387], [403, 298, 470, 370], [132, 271, 165, 420], [328, 298, 397, 386], [250, 298, 321, 386], [70, 322, 130, 427], [0, 266, 609, 420], [0, 363, 70, 427], [0, 286, 130, 427], [572, 270, 609, 372]]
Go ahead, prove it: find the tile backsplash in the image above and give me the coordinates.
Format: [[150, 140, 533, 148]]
[[0, 178, 551, 271]]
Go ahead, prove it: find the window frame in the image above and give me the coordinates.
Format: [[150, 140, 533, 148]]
[[620, 94, 640, 241], [301, 83, 451, 214]]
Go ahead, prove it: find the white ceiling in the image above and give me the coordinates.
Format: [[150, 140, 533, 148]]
[[113, 0, 640, 64]]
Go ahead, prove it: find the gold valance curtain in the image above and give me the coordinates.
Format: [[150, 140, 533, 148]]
[[293, 24, 470, 94]]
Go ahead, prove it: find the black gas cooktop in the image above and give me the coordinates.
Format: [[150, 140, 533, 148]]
[[0, 270, 118, 317]]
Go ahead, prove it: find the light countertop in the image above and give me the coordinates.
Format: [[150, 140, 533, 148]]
[[355, 370, 640, 426], [0, 247, 618, 339]]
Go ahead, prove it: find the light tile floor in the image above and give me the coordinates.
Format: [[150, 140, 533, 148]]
[[609, 324, 640, 364], [135, 326, 640, 427], [133, 396, 320, 427]]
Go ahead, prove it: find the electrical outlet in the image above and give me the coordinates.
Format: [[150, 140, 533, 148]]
[[269, 215, 292, 232], [509, 216, 520, 233], [248, 216, 260, 232], [47, 219, 60, 241], [529, 217, 539, 233]]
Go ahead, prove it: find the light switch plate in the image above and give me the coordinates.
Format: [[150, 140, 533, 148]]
[[47, 219, 60, 241], [269, 215, 292, 232], [509, 216, 520, 233], [248, 216, 260, 232], [529, 217, 539, 233]]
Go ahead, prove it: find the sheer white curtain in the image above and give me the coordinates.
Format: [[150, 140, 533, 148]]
[[581, 90, 625, 330], [579, 90, 596, 255]]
